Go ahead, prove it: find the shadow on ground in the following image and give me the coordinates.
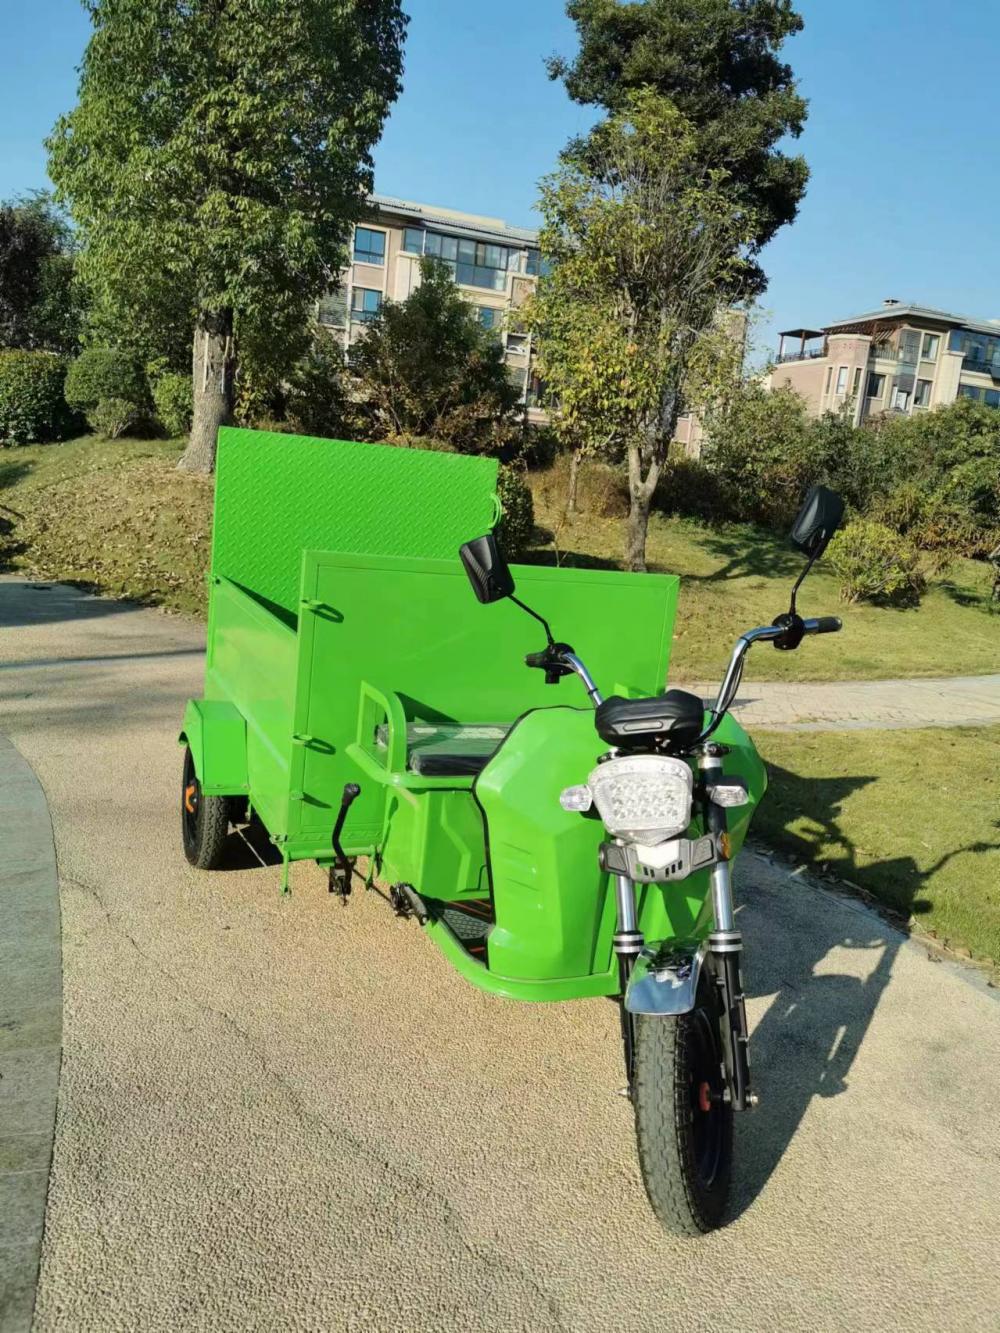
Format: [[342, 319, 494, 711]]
[[733, 758, 995, 1219]]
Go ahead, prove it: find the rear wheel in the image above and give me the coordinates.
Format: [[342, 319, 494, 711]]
[[181, 746, 231, 869], [632, 978, 733, 1235]]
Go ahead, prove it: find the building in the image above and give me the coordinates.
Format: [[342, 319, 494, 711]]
[[317, 194, 548, 422], [766, 300, 1000, 424]]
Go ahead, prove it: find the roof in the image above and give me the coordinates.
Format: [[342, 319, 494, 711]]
[[368, 193, 539, 249], [825, 303, 1000, 337], [778, 327, 826, 340]]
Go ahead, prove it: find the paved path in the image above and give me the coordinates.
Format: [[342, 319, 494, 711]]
[[2, 576, 1000, 1331], [682, 673, 1000, 731], [0, 731, 60, 1333]]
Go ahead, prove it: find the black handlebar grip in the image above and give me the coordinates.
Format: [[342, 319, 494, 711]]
[[813, 616, 843, 634], [525, 650, 549, 668]]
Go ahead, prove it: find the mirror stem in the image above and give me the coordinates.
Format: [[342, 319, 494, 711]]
[[510, 595, 555, 646], [789, 546, 819, 617]]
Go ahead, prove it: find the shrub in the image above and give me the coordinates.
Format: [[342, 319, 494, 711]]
[[576, 459, 629, 517], [383, 433, 455, 452], [0, 350, 75, 443], [655, 456, 723, 522], [89, 397, 140, 440], [826, 520, 926, 606], [152, 372, 193, 438], [496, 464, 535, 559], [285, 334, 350, 439], [65, 348, 149, 414]]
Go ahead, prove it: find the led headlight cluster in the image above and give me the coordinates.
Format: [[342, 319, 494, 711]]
[[586, 754, 693, 842]]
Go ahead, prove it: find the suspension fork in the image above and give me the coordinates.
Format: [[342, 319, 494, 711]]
[[613, 869, 644, 1089], [698, 746, 756, 1111]]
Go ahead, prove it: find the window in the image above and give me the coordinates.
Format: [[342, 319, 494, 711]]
[[835, 365, 849, 394], [317, 287, 348, 327], [350, 287, 382, 322], [424, 231, 512, 290], [825, 366, 833, 395], [950, 328, 1000, 374], [986, 389, 1000, 409], [402, 227, 424, 255], [852, 367, 863, 395], [898, 329, 920, 364], [506, 332, 529, 355], [353, 227, 385, 266], [866, 372, 885, 399], [476, 306, 502, 331], [914, 379, 932, 408], [921, 333, 940, 360], [891, 387, 910, 412], [507, 365, 528, 399], [525, 250, 552, 278], [958, 383, 983, 401]]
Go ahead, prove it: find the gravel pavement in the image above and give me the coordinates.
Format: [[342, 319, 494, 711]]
[[2, 575, 999, 1332]]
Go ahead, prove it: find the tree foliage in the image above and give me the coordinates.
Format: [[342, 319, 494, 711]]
[[549, 0, 808, 295], [48, 0, 406, 471], [348, 258, 523, 452], [529, 91, 755, 569], [0, 194, 82, 354]]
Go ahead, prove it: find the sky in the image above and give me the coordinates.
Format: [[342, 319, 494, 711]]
[[3, 0, 1000, 363]]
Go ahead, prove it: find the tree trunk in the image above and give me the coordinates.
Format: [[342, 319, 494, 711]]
[[566, 447, 581, 517], [624, 440, 661, 572], [178, 307, 235, 474]]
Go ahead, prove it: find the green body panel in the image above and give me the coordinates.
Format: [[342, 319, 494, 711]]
[[184, 425, 768, 1004], [179, 698, 248, 796], [210, 427, 500, 616], [473, 707, 766, 999]]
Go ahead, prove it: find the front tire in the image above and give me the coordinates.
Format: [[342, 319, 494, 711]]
[[181, 745, 231, 869], [633, 978, 734, 1235]]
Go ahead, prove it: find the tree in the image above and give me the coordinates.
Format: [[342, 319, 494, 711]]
[[48, 0, 407, 472], [0, 193, 82, 354], [548, 0, 808, 295], [348, 258, 523, 451], [530, 92, 755, 570]]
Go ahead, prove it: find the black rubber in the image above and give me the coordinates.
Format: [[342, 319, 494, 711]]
[[632, 978, 734, 1235], [181, 746, 231, 870]]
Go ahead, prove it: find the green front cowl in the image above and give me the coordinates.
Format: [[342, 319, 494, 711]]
[[472, 706, 767, 1002]]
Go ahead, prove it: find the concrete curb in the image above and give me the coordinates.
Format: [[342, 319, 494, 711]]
[[0, 733, 61, 1333]]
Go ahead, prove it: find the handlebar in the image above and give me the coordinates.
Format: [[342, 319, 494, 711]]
[[805, 616, 843, 635]]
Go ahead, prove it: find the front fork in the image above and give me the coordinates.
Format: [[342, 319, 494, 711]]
[[613, 746, 755, 1110]]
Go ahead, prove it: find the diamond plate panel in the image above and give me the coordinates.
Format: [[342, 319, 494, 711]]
[[210, 428, 499, 614]]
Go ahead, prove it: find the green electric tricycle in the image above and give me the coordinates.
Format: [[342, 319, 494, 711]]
[[180, 427, 844, 1234]]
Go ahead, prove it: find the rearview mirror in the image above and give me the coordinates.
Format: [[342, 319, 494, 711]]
[[790, 485, 845, 560], [459, 533, 515, 604]]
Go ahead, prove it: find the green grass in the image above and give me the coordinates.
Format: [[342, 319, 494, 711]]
[[528, 460, 999, 683], [0, 435, 212, 616], [753, 726, 1000, 968]]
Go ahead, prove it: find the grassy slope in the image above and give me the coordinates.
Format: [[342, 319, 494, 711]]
[[528, 462, 999, 683], [0, 436, 212, 616], [754, 726, 1000, 968]]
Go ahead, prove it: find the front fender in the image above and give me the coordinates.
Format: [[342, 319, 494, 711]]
[[625, 940, 706, 1016]]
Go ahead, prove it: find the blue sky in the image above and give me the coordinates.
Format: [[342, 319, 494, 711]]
[[3, 0, 1000, 361]]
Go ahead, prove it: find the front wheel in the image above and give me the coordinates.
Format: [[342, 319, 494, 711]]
[[632, 979, 733, 1235], [181, 745, 231, 869]]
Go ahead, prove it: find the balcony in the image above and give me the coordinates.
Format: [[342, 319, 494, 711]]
[[776, 347, 826, 364], [961, 356, 1000, 378]]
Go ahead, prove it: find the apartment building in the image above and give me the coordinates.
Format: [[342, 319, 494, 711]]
[[765, 300, 1000, 424], [317, 194, 548, 422]]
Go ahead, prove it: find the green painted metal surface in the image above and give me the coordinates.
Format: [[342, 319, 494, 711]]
[[180, 699, 248, 796], [472, 706, 765, 1000], [210, 427, 500, 616]]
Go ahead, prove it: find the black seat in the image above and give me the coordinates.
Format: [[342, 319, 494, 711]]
[[375, 722, 510, 777], [595, 689, 705, 752]]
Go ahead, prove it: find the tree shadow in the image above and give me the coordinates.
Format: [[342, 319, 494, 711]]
[[731, 759, 999, 1220], [0, 578, 138, 627], [521, 547, 620, 572], [677, 525, 804, 584]]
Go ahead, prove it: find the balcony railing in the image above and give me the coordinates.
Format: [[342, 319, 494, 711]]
[[962, 355, 1000, 378], [775, 348, 826, 363]]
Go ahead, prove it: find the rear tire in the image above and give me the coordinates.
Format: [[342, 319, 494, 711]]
[[181, 745, 230, 869], [632, 978, 733, 1235]]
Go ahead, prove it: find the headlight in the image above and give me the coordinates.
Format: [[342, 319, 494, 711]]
[[587, 754, 693, 841]]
